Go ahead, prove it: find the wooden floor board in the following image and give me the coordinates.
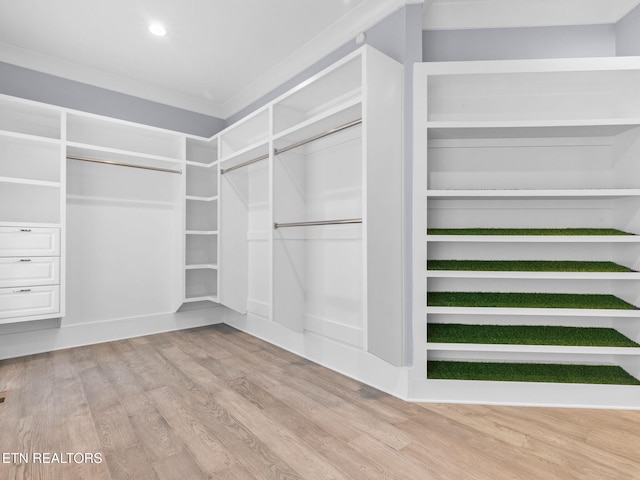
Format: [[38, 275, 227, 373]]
[[2, 324, 640, 480]]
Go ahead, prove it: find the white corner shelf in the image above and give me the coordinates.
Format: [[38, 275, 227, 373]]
[[185, 264, 218, 270], [0, 177, 61, 188], [185, 230, 218, 236], [186, 195, 218, 202]]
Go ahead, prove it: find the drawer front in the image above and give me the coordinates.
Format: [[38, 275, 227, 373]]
[[0, 285, 60, 320], [0, 257, 60, 288], [0, 227, 60, 257]]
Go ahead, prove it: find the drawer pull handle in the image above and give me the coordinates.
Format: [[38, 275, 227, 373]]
[[14, 288, 31, 293], [18, 229, 32, 232], [16, 259, 32, 263]]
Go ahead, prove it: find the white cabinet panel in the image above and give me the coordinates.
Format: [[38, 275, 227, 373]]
[[0, 285, 60, 320], [0, 227, 60, 257], [0, 257, 60, 288]]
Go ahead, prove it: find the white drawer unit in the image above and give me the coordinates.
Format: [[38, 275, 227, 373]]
[[0, 285, 60, 321], [0, 257, 60, 288], [0, 227, 60, 257]]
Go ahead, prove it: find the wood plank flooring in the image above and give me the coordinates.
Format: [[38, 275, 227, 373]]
[[1, 324, 640, 479]]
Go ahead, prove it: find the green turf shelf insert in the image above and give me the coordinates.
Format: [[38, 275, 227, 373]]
[[427, 260, 634, 272], [427, 324, 640, 347], [427, 361, 640, 385], [427, 228, 633, 236], [427, 292, 638, 310]]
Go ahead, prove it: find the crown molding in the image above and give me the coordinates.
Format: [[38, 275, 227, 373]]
[[0, 42, 225, 118], [218, 0, 421, 118]]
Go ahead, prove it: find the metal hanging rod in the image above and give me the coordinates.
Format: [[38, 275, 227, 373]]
[[66, 155, 182, 174], [274, 218, 362, 229], [220, 153, 269, 175], [220, 118, 362, 175], [274, 118, 362, 156]]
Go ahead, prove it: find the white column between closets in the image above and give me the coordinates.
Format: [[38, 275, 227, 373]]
[[410, 64, 430, 394], [268, 105, 275, 321], [59, 110, 67, 322]]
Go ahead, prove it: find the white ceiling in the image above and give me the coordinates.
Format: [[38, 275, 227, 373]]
[[423, 0, 640, 31], [2, 0, 639, 120], [0, 0, 413, 119]]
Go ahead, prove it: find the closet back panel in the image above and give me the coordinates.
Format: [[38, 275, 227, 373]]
[[219, 169, 249, 314], [67, 115, 182, 158], [0, 184, 60, 224], [247, 161, 270, 317], [65, 160, 182, 324], [186, 235, 217, 265], [0, 98, 60, 139], [0, 138, 60, 183]]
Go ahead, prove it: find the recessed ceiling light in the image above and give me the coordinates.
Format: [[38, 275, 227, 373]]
[[149, 23, 167, 36]]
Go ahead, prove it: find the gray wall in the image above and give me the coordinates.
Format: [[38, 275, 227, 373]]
[[0, 62, 224, 136], [616, 4, 640, 56], [423, 24, 616, 62]]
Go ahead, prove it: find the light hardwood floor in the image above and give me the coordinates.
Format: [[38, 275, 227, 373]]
[[1, 324, 640, 479]]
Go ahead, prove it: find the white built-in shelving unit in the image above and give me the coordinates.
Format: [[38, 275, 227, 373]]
[[0, 96, 64, 323], [412, 58, 640, 408], [0, 93, 196, 328], [219, 45, 405, 366], [184, 136, 219, 305]]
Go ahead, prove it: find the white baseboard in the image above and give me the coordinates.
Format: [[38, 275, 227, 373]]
[[304, 314, 363, 348], [222, 308, 410, 399], [0, 306, 225, 360], [247, 298, 270, 318], [409, 378, 640, 410]]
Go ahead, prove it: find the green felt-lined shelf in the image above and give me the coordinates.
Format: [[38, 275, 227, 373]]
[[428, 324, 640, 347], [427, 361, 640, 385], [427, 260, 634, 272], [427, 292, 638, 310], [427, 228, 633, 236]]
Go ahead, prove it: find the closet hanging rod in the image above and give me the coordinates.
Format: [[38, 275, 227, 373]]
[[220, 153, 269, 175], [220, 118, 362, 175], [274, 118, 362, 156], [274, 218, 362, 229], [66, 155, 182, 174]]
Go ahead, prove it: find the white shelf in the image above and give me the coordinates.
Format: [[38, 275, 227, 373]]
[[427, 118, 640, 139], [185, 230, 218, 236], [185, 264, 218, 270], [425, 235, 640, 243], [66, 142, 182, 166], [273, 95, 362, 143], [0, 177, 61, 188], [0, 129, 61, 145], [67, 194, 175, 207], [426, 271, 640, 280], [218, 140, 269, 167], [186, 160, 217, 168], [425, 306, 640, 318], [183, 295, 219, 303], [186, 195, 218, 202], [427, 342, 640, 356], [426, 189, 640, 199], [0, 221, 61, 229]]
